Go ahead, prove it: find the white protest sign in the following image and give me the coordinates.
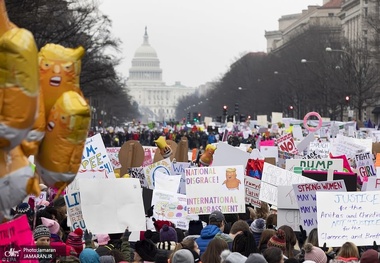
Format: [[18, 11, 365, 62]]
[[68, 170, 108, 193], [212, 142, 250, 167], [64, 191, 86, 231], [106, 147, 121, 169], [316, 191, 380, 247], [362, 177, 380, 191], [293, 180, 346, 234], [272, 112, 283, 124], [79, 178, 146, 233], [277, 186, 298, 209], [143, 158, 172, 189], [257, 115, 268, 127], [259, 163, 316, 206], [29, 192, 47, 205], [355, 152, 376, 183], [128, 167, 148, 188], [80, 134, 115, 177], [309, 142, 331, 158], [296, 132, 316, 153], [277, 133, 298, 154], [152, 189, 188, 230], [172, 162, 192, 195], [186, 166, 245, 214], [330, 135, 367, 160], [154, 171, 181, 193], [292, 125, 303, 141], [285, 159, 343, 175], [244, 176, 261, 208], [277, 209, 301, 231], [260, 146, 278, 163]]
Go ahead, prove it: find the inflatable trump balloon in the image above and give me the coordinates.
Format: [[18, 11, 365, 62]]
[[35, 44, 90, 192], [0, 0, 40, 215]]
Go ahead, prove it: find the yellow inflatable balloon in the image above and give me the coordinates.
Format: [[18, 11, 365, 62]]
[[0, 1, 39, 150]]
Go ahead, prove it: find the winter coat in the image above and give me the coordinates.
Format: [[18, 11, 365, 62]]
[[196, 225, 221, 255], [330, 256, 359, 263]]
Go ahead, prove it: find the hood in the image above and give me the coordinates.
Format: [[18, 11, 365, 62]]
[[200, 225, 221, 239]]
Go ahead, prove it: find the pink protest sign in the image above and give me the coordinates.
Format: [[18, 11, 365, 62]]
[[260, 140, 275, 147], [0, 215, 39, 263]]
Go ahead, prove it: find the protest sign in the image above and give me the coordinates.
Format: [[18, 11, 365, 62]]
[[212, 142, 250, 167], [285, 159, 343, 174], [144, 158, 172, 189], [106, 147, 121, 169], [276, 186, 300, 231], [355, 152, 376, 183], [330, 135, 367, 160], [151, 189, 188, 230], [277, 186, 298, 209], [302, 171, 358, 192], [257, 115, 268, 127], [172, 162, 192, 195], [278, 151, 295, 169], [309, 142, 330, 158], [292, 125, 303, 141], [80, 134, 115, 178], [79, 178, 146, 233], [259, 163, 315, 206], [244, 176, 261, 207], [128, 167, 148, 188], [272, 112, 283, 124], [293, 180, 346, 233], [296, 132, 316, 153], [362, 177, 380, 191], [277, 209, 301, 231], [316, 191, 380, 247], [154, 171, 181, 193], [277, 133, 298, 154], [68, 169, 108, 192], [0, 215, 39, 263], [260, 146, 278, 163], [64, 191, 86, 231], [142, 146, 157, 166], [186, 166, 245, 215]]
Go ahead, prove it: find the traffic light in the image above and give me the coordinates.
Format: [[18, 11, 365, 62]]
[[345, 96, 350, 104], [234, 103, 239, 115], [239, 114, 246, 122], [193, 112, 198, 122], [223, 105, 227, 116]]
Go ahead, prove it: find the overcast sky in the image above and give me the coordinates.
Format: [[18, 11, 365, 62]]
[[99, 0, 322, 87]]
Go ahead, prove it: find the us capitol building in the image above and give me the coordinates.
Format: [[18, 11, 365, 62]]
[[127, 27, 198, 123]]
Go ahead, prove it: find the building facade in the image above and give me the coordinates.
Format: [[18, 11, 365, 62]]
[[127, 27, 197, 123]]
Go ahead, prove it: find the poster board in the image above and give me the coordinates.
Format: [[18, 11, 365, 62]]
[[285, 159, 343, 174], [212, 142, 250, 167], [302, 171, 358, 192], [244, 176, 261, 207], [143, 158, 172, 189]]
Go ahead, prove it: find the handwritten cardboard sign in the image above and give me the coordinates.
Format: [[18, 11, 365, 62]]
[[285, 159, 343, 174], [362, 177, 380, 191], [259, 163, 316, 206], [106, 147, 121, 169], [244, 176, 261, 208], [277, 209, 301, 231], [355, 152, 376, 183], [293, 180, 346, 234], [316, 191, 380, 247], [80, 134, 115, 178], [185, 166, 245, 215], [309, 142, 331, 158], [143, 158, 172, 189], [64, 191, 86, 231], [330, 135, 366, 160], [277, 133, 298, 154]]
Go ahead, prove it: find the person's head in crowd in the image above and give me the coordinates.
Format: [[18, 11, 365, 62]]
[[187, 220, 203, 236], [160, 224, 178, 242], [134, 239, 157, 262], [336, 241, 359, 260], [15, 202, 34, 227], [99, 255, 115, 263], [155, 249, 171, 263], [247, 207, 255, 221], [238, 206, 251, 222], [52, 196, 67, 223], [209, 211, 226, 232], [278, 225, 299, 258], [171, 249, 200, 263], [34, 225, 51, 246], [305, 228, 319, 247], [258, 229, 276, 253], [168, 238, 200, 263], [263, 247, 285, 263], [266, 214, 277, 230], [250, 218, 266, 234], [107, 249, 127, 263], [154, 220, 174, 232], [79, 248, 100, 263], [267, 229, 286, 253], [245, 253, 268, 263], [284, 259, 298, 263], [44, 206, 59, 222], [254, 202, 270, 220], [232, 230, 258, 257], [41, 217, 60, 235], [175, 227, 185, 243], [302, 243, 327, 263], [66, 228, 84, 255], [223, 213, 238, 234], [201, 238, 228, 263], [229, 220, 250, 239], [96, 234, 110, 246], [360, 249, 380, 263], [56, 255, 80, 263], [220, 250, 247, 263], [144, 230, 160, 244]]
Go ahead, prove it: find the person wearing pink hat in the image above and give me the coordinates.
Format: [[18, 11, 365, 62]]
[[95, 234, 113, 256], [41, 217, 77, 258]]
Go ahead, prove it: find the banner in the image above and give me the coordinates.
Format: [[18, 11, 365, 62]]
[[80, 134, 115, 178], [316, 191, 380, 247], [151, 189, 188, 230], [293, 180, 346, 234], [186, 166, 245, 214], [79, 178, 146, 233]]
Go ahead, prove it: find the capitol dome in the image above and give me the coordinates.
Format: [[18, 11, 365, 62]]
[[127, 27, 163, 85]]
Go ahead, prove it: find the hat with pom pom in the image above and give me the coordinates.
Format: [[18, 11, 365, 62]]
[[267, 229, 286, 252], [303, 243, 327, 263], [159, 224, 178, 242], [250, 218, 265, 233], [66, 228, 83, 255], [41, 217, 60, 235]]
